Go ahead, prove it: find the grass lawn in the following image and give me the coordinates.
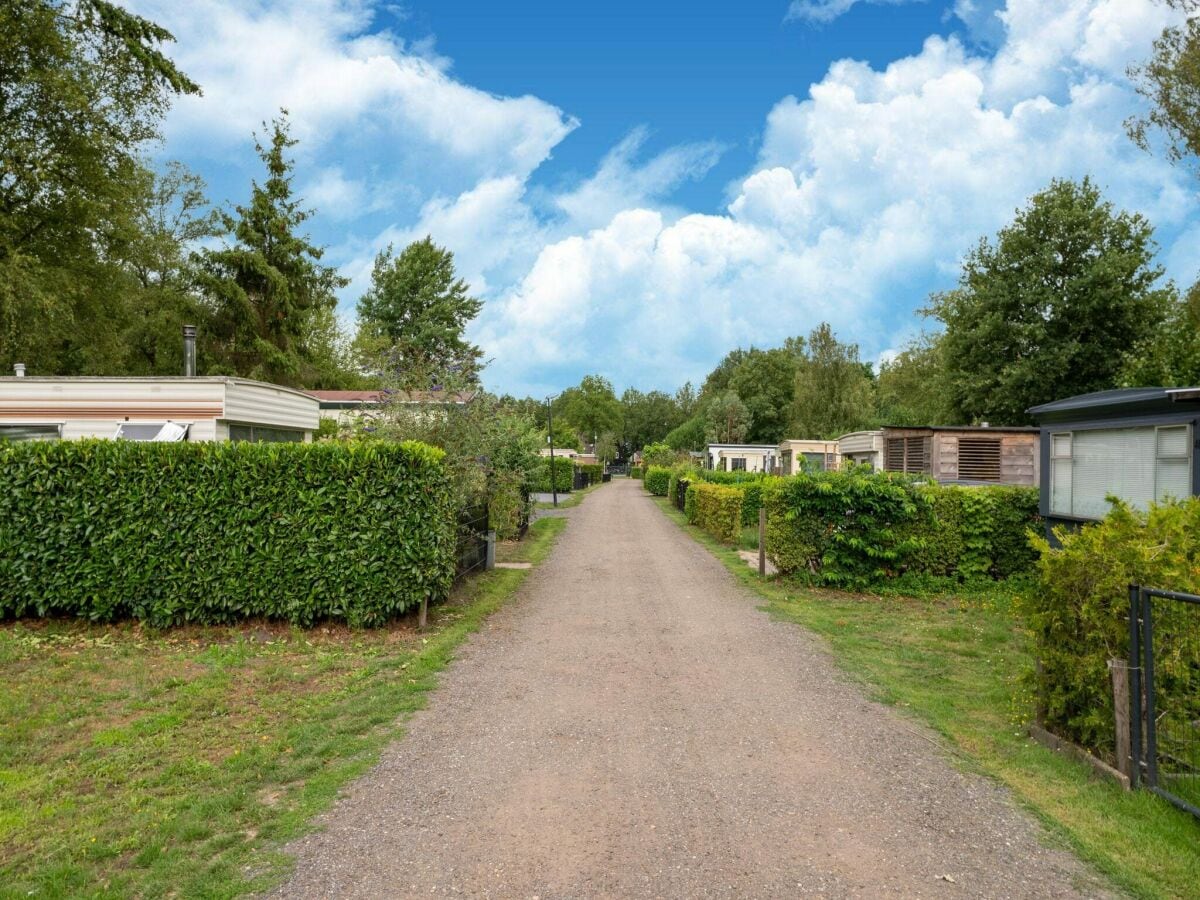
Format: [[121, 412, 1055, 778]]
[[0, 516, 566, 900], [652, 496, 1200, 900]]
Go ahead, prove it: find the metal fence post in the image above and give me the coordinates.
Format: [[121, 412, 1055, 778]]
[[1128, 583, 1142, 789]]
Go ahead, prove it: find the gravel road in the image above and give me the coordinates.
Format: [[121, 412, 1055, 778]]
[[272, 478, 1113, 899]]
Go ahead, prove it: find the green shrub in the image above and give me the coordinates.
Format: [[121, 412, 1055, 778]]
[[764, 470, 930, 587], [696, 469, 768, 486], [641, 442, 677, 468], [489, 478, 530, 541], [684, 483, 697, 523], [734, 477, 786, 527], [644, 466, 671, 496], [532, 456, 573, 493], [576, 463, 603, 486], [1027, 499, 1200, 755], [0, 440, 456, 627], [691, 482, 744, 544], [629, 466, 644, 479], [764, 471, 1040, 588]]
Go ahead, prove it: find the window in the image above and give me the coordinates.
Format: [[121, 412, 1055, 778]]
[[0, 424, 60, 442], [801, 452, 828, 472], [113, 422, 189, 442], [228, 424, 305, 443], [731, 457, 747, 471], [957, 438, 1001, 481], [1049, 425, 1193, 519], [884, 436, 930, 474]]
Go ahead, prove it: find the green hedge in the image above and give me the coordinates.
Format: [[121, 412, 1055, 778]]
[[691, 482, 744, 544], [696, 469, 768, 486], [1027, 499, 1200, 755], [668, 466, 698, 505], [0, 440, 456, 627], [630, 466, 644, 479], [733, 477, 786, 527], [684, 483, 698, 522], [644, 466, 671, 496], [576, 462, 603, 486], [763, 470, 1040, 588], [532, 456, 573, 493]]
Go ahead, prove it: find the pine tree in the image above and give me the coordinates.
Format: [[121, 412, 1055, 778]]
[[198, 114, 347, 386]]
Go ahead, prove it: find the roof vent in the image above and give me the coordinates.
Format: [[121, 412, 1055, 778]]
[[13, 363, 25, 377]]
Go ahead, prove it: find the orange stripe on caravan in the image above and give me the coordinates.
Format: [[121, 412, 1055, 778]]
[[0, 406, 223, 418]]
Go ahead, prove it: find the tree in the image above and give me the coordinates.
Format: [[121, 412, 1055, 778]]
[[1121, 283, 1200, 387], [704, 391, 751, 444], [120, 162, 221, 376], [929, 178, 1171, 424], [198, 114, 349, 387], [0, 0, 199, 374], [621, 388, 684, 451], [789, 323, 875, 439], [554, 375, 622, 444], [875, 333, 953, 426], [356, 237, 483, 387], [728, 347, 801, 443], [665, 416, 706, 451], [1128, 1, 1200, 168]]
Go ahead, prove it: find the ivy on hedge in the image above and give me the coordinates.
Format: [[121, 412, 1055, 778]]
[[1027, 499, 1200, 755], [0, 439, 456, 627], [644, 466, 671, 496], [691, 482, 744, 544]]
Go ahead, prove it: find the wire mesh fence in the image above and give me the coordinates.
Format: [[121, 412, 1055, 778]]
[[1131, 585, 1200, 819], [455, 499, 490, 581]]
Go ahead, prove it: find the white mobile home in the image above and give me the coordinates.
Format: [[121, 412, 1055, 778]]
[[0, 376, 319, 443], [705, 443, 778, 473]]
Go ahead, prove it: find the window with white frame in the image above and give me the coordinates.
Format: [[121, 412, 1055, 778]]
[[1049, 425, 1192, 519]]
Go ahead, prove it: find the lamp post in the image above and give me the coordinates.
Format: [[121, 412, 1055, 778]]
[[546, 394, 558, 507]]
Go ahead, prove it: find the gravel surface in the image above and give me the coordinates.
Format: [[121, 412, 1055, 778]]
[[272, 479, 1115, 899]]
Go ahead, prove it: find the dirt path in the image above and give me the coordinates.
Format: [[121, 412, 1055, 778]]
[[273, 479, 1111, 898]]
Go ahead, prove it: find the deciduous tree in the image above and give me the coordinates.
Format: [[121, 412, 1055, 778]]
[[790, 323, 875, 439], [928, 178, 1170, 424]]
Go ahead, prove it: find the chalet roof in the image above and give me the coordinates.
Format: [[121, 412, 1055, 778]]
[[306, 389, 475, 406], [1028, 387, 1200, 423]]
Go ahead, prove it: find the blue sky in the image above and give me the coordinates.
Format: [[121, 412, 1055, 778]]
[[132, 0, 1195, 397]]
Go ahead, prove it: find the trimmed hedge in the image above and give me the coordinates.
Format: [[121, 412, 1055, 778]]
[[691, 482, 744, 544], [763, 470, 1040, 587], [0, 439, 456, 627], [1027, 499, 1200, 755], [629, 466, 644, 479], [683, 483, 697, 522], [696, 469, 768, 486], [668, 466, 697, 505], [644, 466, 671, 496], [576, 463, 603, 486], [532, 456, 573, 493]]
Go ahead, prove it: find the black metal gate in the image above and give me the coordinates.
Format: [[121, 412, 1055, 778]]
[[456, 499, 489, 581], [1130, 584, 1200, 819]]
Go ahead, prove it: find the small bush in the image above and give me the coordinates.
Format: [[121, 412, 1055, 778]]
[[0, 440, 456, 627], [1027, 499, 1200, 755], [691, 482, 744, 544], [532, 456, 574, 493], [644, 466, 671, 496], [629, 466, 644, 479]]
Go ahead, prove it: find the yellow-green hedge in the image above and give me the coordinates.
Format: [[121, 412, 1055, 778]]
[[691, 482, 743, 544]]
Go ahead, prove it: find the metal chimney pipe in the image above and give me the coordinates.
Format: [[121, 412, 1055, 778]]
[[13, 363, 25, 377], [182, 325, 196, 377]]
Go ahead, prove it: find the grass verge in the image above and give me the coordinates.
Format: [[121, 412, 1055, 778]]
[[651, 497, 1200, 900], [0, 516, 567, 900]]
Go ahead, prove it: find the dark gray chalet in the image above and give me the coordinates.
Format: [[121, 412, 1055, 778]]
[[1028, 388, 1200, 530]]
